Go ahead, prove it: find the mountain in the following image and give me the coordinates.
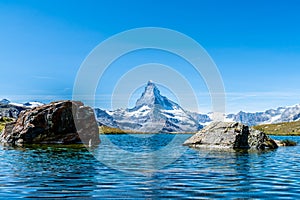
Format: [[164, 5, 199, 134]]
[[187, 104, 300, 127], [188, 104, 300, 127], [0, 99, 10, 105], [96, 81, 202, 133], [226, 104, 300, 126], [0, 99, 44, 119], [22, 101, 44, 108], [95, 81, 300, 131], [0, 100, 25, 118], [94, 108, 119, 128]]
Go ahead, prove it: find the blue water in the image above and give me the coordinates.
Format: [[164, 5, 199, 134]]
[[0, 134, 300, 199]]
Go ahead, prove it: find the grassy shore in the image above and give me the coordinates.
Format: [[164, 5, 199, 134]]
[[4, 119, 299, 136], [253, 121, 300, 136], [98, 125, 196, 134], [0, 117, 14, 132]]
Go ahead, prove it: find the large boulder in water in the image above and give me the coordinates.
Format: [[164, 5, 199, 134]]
[[0, 100, 100, 146], [183, 121, 277, 150]]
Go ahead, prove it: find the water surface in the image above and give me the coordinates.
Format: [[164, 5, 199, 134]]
[[0, 134, 300, 199]]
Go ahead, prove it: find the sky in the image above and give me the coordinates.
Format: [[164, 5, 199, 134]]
[[0, 0, 300, 113]]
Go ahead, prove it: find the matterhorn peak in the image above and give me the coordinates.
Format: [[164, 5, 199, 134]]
[[145, 80, 156, 88], [96, 80, 202, 133], [135, 81, 161, 108], [135, 81, 179, 110]]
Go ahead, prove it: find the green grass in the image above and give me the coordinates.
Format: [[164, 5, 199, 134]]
[[98, 126, 159, 134], [253, 120, 300, 136], [98, 125, 196, 134], [99, 126, 126, 134], [0, 117, 14, 132]]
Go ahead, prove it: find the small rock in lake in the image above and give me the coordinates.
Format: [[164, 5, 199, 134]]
[[183, 121, 278, 150]]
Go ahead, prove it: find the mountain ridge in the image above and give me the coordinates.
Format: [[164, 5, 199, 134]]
[[2, 88, 300, 130], [96, 81, 202, 133]]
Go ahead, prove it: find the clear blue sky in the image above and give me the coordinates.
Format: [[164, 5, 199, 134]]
[[0, 0, 300, 113]]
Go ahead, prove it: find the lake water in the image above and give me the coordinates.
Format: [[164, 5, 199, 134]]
[[1, 134, 300, 199]]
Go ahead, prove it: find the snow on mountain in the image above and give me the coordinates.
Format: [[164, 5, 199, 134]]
[[22, 101, 44, 108], [96, 81, 202, 133], [228, 104, 300, 126], [94, 82, 300, 130], [9, 101, 44, 109], [184, 103, 300, 127], [0, 99, 10, 105], [94, 108, 119, 128], [0, 99, 25, 118], [0, 99, 45, 119]]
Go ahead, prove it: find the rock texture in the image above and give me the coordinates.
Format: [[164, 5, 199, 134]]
[[0, 100, 100, 146], [183, 121, 278, 150]]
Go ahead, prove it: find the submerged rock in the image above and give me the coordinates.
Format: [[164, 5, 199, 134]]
[[183, 121, 278, 150], [0, 100, 100, 146]]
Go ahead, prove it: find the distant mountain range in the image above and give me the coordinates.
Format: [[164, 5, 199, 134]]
[[1, 82, 300, 132], [225, 105, 300, 126], [186, 104, 300, 126], [95, 81, 300, 131], [0, 99, 44, 118]]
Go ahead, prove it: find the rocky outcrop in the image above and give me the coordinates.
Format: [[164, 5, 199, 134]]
[[183, 121, 278, 150], [0, 101, 100, 146]]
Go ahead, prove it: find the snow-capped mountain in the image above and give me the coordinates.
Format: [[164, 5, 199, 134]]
[[188, 104, 300, 126], [95, 81, 300, 131], [96, 81, 202, 133], [226, 104, 300, 126], [22, 101, 44, 108], [0, 99, 44, 118], [8, 101, 44, 109], [0, 99, 10, 105]]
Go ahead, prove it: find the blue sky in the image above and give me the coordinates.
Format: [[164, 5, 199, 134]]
[[0, 0, 300, 113]]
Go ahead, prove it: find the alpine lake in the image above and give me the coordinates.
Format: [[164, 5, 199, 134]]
[[0, 133, 300, 199]]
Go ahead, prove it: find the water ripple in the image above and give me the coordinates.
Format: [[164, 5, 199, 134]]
[[0, 135, 300, 199]]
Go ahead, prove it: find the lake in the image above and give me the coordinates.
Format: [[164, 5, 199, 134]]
[[0, 134, 300, 199]]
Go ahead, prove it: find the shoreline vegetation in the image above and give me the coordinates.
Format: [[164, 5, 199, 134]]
[[98, 125, 197, 134], [0, 117, 14, 132], [99, 122, 300, 136], [1, 119, 300, 136], [253, 121, 300, 136]]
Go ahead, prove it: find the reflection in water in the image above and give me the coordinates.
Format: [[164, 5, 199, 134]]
[[0, 135, 300, 199]]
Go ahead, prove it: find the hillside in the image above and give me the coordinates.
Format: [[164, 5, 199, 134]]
[[253, 120, 300, 136]]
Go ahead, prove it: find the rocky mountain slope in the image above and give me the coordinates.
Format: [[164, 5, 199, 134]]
[[95, 81, 300, 130], [188, 104, 300, 126], [0, 99, 44, 119], [225, 104, 300, 126], [96, 81, 202, 133]]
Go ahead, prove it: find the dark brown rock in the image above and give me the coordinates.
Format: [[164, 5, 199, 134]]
[[183, 121, 278, 150], [0, 100, 100, 146]]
